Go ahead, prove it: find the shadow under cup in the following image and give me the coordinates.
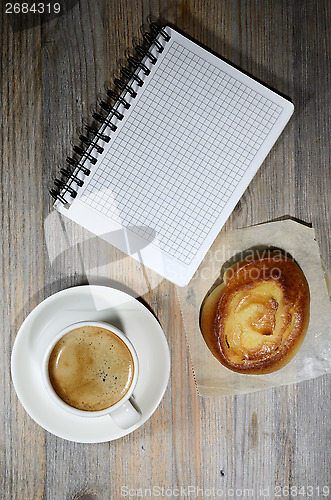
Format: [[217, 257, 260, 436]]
[[42, 321, 141, 429]]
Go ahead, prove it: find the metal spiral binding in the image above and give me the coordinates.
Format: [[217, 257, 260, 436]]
[[85, 125, 111, 142], [66, 156, 91, 176], [50, 23, 171, 206], [60, 168, 84, 187], [106, 89, 131, 109], [92, 112, 118, 131]]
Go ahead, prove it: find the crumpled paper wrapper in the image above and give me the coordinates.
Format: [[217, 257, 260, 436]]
[[176, 220, 331, 396]]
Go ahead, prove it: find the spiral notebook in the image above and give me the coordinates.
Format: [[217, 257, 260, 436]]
[[52, 25, 294, 286]]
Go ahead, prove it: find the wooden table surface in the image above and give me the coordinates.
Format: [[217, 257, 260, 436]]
[[1, 1, 330, 499]]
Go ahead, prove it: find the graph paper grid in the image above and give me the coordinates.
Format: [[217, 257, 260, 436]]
[[81, 38, 283, 265]]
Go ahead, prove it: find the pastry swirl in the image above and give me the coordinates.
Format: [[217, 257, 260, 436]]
[[200, 252, 310, 374]]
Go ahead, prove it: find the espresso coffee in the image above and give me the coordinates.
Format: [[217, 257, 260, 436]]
[[48, 325, 134, 411]]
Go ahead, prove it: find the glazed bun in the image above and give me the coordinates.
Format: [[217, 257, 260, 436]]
[[200, 252, 310, 374]]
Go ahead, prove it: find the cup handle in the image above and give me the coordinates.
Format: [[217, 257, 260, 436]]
[[109, 399, 141, 429]]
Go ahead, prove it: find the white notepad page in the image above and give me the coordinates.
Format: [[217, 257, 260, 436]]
[[56, 26, 294, 286]]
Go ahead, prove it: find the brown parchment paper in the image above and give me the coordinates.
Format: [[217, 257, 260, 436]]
[[176, 220, 331, 396]]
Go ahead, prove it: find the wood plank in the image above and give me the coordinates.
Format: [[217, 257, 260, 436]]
[[0, 8, 46, 500]]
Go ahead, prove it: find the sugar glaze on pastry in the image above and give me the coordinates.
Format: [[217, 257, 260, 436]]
[[200, 253, 310, 374]]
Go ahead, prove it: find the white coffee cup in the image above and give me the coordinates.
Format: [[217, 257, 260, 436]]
[[42, 321, 141, 429]]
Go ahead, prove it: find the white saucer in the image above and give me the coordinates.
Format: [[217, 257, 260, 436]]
[[11, 285, 170, 443]]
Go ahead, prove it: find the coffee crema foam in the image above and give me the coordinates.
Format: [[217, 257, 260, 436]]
[[48, 326, 134, 411]]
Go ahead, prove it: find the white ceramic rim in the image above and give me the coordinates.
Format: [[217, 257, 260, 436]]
[[42, 320, 139, 418]]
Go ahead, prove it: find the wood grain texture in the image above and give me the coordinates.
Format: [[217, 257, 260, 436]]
[[1, 1, 330, 499]]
